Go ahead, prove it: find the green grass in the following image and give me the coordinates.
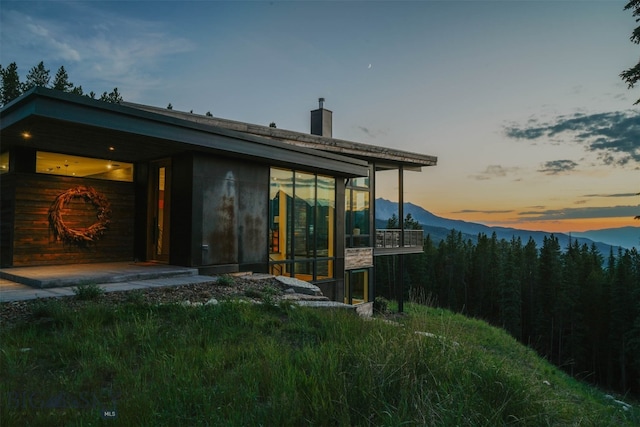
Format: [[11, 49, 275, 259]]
[[71, 282, 104, 301], [0, 299, 637, 426]]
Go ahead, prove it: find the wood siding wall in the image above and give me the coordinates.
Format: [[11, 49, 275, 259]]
[[8, 173, 134, 266], [345, 247, 374, 270], [1, 174, 16, 267]]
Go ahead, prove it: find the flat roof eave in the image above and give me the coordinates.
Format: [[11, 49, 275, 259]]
[[123, 102, 439, 169], [1, 88, 370, 177]]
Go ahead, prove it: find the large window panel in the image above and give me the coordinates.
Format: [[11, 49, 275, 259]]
[[317, 176, 335, 258], [269, 168, 335, 282], [346, 178, 371, 248], [269, 168, 293, 261], [294, 172, 315, 258]]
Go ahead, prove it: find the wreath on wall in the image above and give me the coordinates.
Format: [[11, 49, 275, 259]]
[[48, 185, 112, 244]]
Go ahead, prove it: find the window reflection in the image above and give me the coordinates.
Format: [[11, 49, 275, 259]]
[[345, 177, 370, 248], [269, 168, 335, 281]]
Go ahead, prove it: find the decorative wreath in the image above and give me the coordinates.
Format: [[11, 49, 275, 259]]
[[48, 186, 112, 244]]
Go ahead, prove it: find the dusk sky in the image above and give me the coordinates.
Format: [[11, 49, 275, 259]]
[[1, 0, 638, 233]]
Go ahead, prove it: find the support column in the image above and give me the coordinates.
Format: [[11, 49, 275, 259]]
[[398, 165, 404, 313]]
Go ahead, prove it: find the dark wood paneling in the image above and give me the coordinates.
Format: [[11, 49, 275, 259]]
[[1, 174, 16, 266], [10, 173, 134, 266]]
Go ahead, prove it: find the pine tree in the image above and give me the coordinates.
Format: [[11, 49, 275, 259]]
[[469, 233, 491, 318], [23, 61, 50, 91], [609, 248, 636, 392], [51, 66, 74, 92], [99, 87, 123, 104], [537, 235, 563, 359], [437, 230, 470, 312], [1, 62, 22, 105], [70, 85, 84, 96], [520, 238, 539, 348], [500, 237, 522, 340], [620, 0, 640, 104], [625, 248, 640, 393]]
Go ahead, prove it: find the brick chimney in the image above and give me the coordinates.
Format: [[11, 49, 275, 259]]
[[310, 97, 332, 138]]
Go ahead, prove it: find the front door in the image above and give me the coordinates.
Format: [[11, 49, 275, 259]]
[[148, 159, 171, 262]]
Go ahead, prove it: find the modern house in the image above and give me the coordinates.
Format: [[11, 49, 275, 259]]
[[0, 88, 437, 304]]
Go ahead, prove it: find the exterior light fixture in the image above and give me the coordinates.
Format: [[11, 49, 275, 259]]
[[21, 131, 32, 139]]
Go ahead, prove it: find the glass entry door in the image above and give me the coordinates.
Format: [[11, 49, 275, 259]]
[[148, 159, 171, 262]]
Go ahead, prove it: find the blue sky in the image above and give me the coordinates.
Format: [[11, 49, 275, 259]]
[[1, 0, 638, 232]]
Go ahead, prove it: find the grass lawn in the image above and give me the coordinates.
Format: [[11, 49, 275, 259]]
[[1, 297, 638, 426]]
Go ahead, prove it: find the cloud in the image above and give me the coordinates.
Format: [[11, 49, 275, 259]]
[[2, 10, 82, 62], [537, 160, 578, 175], [452, 209, 514, 214], [358, 126, 374, 137], [470, 164, 520, 180], [518, 205, 639, 220], [582, 192, 638, 198], [0, 5, 195, 98], [504, 110, 640, 166], [357, 126, 387, 139]]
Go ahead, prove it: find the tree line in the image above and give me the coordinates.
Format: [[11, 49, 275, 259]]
[[376, 220, 640, 396], [0, 61, 123, 106]]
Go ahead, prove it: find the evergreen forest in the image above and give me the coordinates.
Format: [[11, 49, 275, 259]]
[[376, 224, 640, 397]]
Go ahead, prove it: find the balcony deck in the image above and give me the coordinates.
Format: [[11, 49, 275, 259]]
[[374, 229, 424, 256]]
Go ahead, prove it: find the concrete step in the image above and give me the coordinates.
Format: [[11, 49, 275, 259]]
[[281, 293, 330, 302], [0, 262, 199, 289], [295, 300, 373, 318], [275, 276, 323, 296]]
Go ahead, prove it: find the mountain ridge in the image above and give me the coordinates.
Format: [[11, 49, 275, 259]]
[[375, 198, 639, 252]]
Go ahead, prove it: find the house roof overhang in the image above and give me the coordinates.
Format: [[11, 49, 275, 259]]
[[124, 102, 439, 173], [0, 88, 370, 177]]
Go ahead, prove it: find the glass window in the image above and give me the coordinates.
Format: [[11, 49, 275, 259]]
[[345, 179, 371, 248], [269, 168, 335, 282], [344, 269, 369, 304], [316, 176, 335, 259], [36, 151, 133, 182], [270, 168, 293, 261], [0, 152, 8, 174], [294, 172, 315, 259], [349, 176, 369, 188], [316, 259, 334, 281]]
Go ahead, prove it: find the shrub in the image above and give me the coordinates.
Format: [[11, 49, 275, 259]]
[[215, 274, 235, 286], [244, 288, 262, 299], [124, 289, 145, 306], [72, 282, 104, 300], [374, 296, 389, 314], [31, 298, 65, 318]]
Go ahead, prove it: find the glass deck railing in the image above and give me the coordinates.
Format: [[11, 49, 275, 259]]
[[375, 229, 424, 249]]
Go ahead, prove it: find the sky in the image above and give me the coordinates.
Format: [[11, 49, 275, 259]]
[[1, 0, 639, 233]]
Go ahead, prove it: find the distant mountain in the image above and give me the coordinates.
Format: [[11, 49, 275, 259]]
[[375, 198, 638, 254], [572, 227, 640, 251]]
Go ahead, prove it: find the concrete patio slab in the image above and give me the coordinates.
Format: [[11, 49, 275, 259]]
[[0, 262, 198, 289]]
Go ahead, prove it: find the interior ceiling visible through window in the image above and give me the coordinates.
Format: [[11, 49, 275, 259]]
[[36, 151, 133, 181]]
